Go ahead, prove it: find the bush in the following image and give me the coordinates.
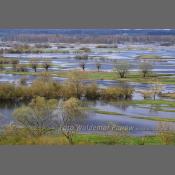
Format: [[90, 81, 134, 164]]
[[62, 81, 84, 99], [0, 78, 62, 101], [0, 84, 16, 100], [100, 87, 133, 100], [139, 62, 153, 77], [84, 83, 99, 100], [19, 77, 27, 85], [13, 96, 58, 136], [0, 58, 19, 64], [75, 54, 88, 60], [30, 79, 62, 99], [0, 74, 134, 102], [96, 44, 118, 48], [16, 64, 28, 72], [79, 47, 91, 53]]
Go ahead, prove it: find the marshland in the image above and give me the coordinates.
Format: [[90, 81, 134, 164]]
[[0, 29, 175, 145]]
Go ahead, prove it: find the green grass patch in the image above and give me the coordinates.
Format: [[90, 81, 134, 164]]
[[158, 77, 175, 85], [0, 133, 166, 145], [131, 100, 175, 108], [83, 107, 122, 115], [94, 110, 122, 115], [1, 69, 174, 85], [56, 71, 174, 85], [56, 71, 116, 80], [137, 54, 161, 59], [134, 116, 175, 123]]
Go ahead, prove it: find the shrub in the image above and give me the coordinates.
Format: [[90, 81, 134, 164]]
[[42, 59, 51, 71], [60, 97, 86, 144], [157, 122, 175, 145], [0, 58, 19, 64], [100, 87, 134, 100], [96, 62, 101, 72], [13, 96, 58, 136], [0, 84, 16, 100], [75, 54, 88, 60], [19, 77, 27, 86], [96, 44, 118, 48], [30, 59, 39, 72], [0, 74, 134, 102], [16, 64, 28, 72], [79, 47, 91, 53], [30, 79, 61, 99], [84, 83, 99, 100], [79, 61, 86, 71], [139, 62, 153, 77], [139, 90, 153, 99]]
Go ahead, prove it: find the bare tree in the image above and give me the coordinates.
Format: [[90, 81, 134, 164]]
[[16, 64, 27, 72], [19, 77, 27, 85], [42, 59, 51, 71], [0, 60, 4, 70], [151, 79, 164, 100], [56, 98, 86, 144], [96, 62, 101, 72], [13, 96, 58, 136], [114, 60, 130, 78], [140, 62, 153, 77], [30, 59, 38, 72], [11, 59, 19, 71], [79, 61, 86, 71]]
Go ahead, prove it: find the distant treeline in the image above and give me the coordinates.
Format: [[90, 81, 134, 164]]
[[2, 34, 175, 44]]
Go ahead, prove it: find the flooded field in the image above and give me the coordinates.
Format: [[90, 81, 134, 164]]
[[0, 29, 175, 138], [3, 43, 175, 74]]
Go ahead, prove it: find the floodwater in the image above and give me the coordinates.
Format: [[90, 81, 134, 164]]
[[0, 43, 175, 135], [3, 43, 175, 73], [1, 99, 175, 136]]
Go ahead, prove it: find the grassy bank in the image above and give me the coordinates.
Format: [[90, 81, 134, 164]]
[[137, 54, 161, 59], [0, 133, 172, 145]]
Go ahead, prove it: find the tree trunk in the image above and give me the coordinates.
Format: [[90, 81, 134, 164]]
[[153, 93, 156, 100]]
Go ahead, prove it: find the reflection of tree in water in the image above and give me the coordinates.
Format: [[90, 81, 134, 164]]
[[149, 104, 160, 113], [0, 101, 24, 109], [86, 99, 130, 111], [118, 80, 130, 89], [107, 81, 133, 110], [112, 100, 130, 111]]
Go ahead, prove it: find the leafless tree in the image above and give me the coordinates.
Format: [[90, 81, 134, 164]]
[[55, 98, 86, 144], [79, 61, 86, 71], [13, 97, 58, 136], [140, 62, 153, 77], [42, 60, 51, 71], [114, 60, 130, 78], [11, 59, 19, 71], [30, 59, 38, 72], [151, 79, 164, 100], [96, 62, 101, 72]]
